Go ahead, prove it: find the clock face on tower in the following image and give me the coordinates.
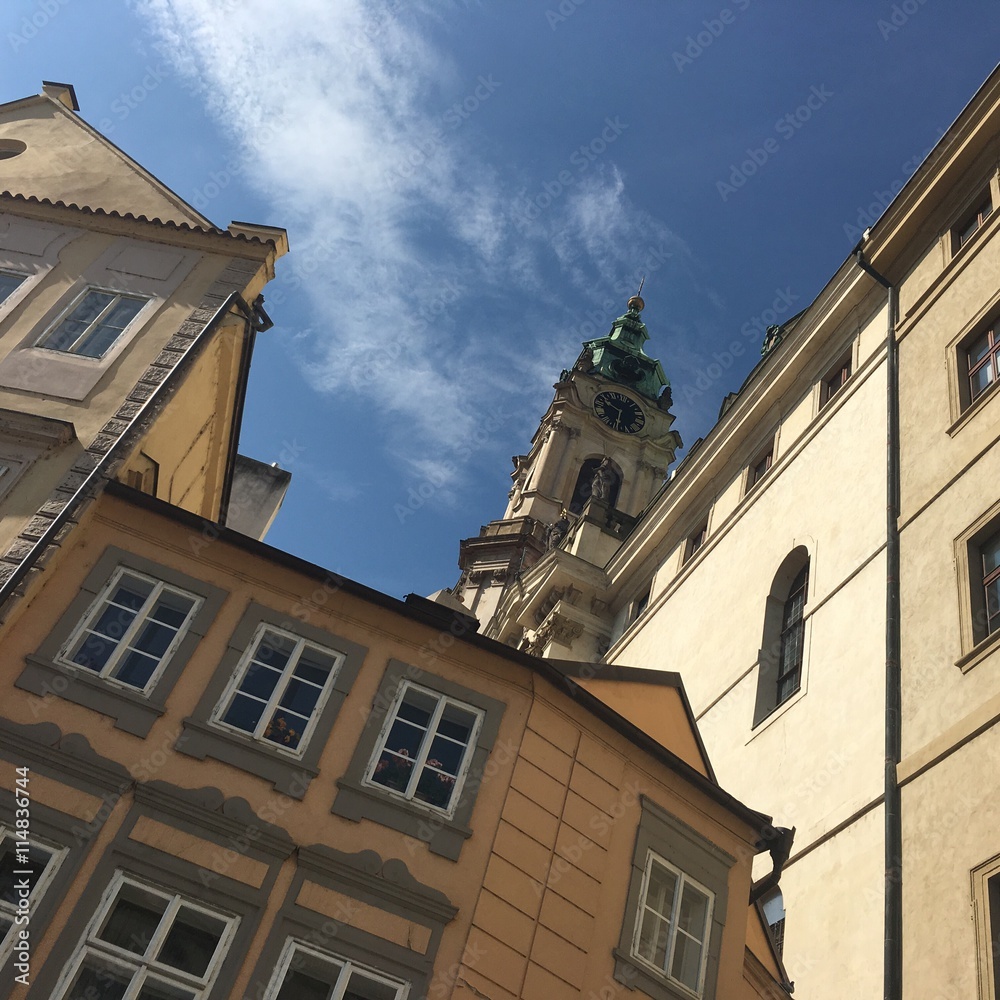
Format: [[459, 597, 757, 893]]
[[593, 390, 645, 434]]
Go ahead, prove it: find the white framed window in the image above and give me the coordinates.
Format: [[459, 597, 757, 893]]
[[0, 269, 28, 307], [212, 624, 344, 755], [57, 567, 201, 693], [36, 286, 149, 358], [53, 873, 238, 1000], [632, 850, 715, 998], [0, 827, 67, 965], [364, 681, 483, 817], [265, 938, 410, 1000]]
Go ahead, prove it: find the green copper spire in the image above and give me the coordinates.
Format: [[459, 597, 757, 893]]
[[576, 285, 670, 401]]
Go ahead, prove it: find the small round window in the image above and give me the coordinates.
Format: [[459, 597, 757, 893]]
[[0, 139, 27, 161]]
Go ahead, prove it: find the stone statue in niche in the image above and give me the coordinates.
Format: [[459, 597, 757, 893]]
[[590, 458, 615, 502]]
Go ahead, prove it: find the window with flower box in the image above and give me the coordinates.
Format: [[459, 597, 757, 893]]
[[177, 602, 367, 798], [212, 625, 344, 755], [364, 682, 482, 816], [331, 660, 506, 860]]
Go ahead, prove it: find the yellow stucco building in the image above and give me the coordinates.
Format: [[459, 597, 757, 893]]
[[0, 84, 790, 999]]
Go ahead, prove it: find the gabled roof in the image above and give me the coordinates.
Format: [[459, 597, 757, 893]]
[[0, 86, 216, 229]]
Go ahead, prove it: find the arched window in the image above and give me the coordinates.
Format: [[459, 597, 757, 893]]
[[753, 547, 810, 726], [569, 458, 622, 513]]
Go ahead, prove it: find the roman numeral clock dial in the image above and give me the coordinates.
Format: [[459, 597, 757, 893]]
[[593, 391, 645, 434]]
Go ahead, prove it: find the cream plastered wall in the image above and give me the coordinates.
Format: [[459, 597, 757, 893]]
[[899, 724, 1000, 1000], [776, 807, 884, 1000], [606, 352, 889, 1000], [0, 97, 207, 226], [896, 216, 1000, 756]]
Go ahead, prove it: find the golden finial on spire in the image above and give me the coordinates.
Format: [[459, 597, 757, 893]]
[[627, 275, 645, 313]]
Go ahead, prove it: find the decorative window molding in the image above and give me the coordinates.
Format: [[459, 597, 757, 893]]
[[18, 547, 227, 737], [177, 602, 366, 798], [0, 233, 199, 401], [614, 796, 733, 1000], [753, 548, 810, 727], [820, 351, 852, 407], [683, 521, 708, 565], [35, 286, 150, 358], [631, 850, 715, 996], [363, 681, 483, 818], [952, 189, 994, 255], [331, 660, 506, 860], [955, 503, 1000, 672], [57, 566, 201, 692], [972, 852, 1000, 999], [241, 843, 454, 999], [745, 439, 774, 496], [966, 322, 1000, 406], [50, 873, 239, 1000], [33, 789, 274, 1000]]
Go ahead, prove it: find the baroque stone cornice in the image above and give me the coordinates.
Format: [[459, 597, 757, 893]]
[[297, 844, 457, 925]]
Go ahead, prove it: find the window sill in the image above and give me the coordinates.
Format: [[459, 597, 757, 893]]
[[955, 628, 1000, 674], [331, 776, 472, 861], [17, 654, 164, 737], [613, 947, 702, 1000], [176, 718, 318, 798], [747, 682, 806, 743], [946, 375, 1000, 437]]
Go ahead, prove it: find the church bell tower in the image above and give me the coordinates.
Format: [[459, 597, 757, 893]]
[[445, 290, 682, 633]]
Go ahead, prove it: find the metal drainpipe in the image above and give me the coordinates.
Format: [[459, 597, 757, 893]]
[[854, 248, 902, 1000]]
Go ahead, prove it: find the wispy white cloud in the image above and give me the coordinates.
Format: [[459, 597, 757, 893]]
[[136, 0, 704, 502]]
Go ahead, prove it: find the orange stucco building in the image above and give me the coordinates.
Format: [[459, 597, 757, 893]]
[[0, 83, 790, 1000]]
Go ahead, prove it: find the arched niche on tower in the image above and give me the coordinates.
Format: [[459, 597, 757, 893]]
[[569, 457, 623, 513]]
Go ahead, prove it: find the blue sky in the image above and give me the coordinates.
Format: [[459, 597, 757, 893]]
[[5, 0, 998, 600]]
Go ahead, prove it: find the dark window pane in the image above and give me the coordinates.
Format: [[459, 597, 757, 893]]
[[113, 650, 159, 689], [136, 979, 198, 1000], [396, 696, 433, 728], [100, 894, 165, 955], [983, 534, 1000, 577], [156, 905, 225, 977], [437, 707, 475, 744], [66, 960, 131, 1000], [414, 766, 456, 810], [294, 648, 334, 685], [278, 678, 321, 717], [222, 693, 266, 734], [71, 633, 118, 670], [132, 621, 176, 658], [345, 970, 401, 1000], [263, 710, 307, 750], [254, 631, 294, 670], [383, 718, 426, 758], [238, 662, 283, 701], [426, 735, 466, 777], [150, 600, 194, 629], [0, 272, 26, 304], [0, 839, 52, 903], [276, 970, 336, 1000], [371, 750, 413, 792], [91, 605, 139, 641]]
